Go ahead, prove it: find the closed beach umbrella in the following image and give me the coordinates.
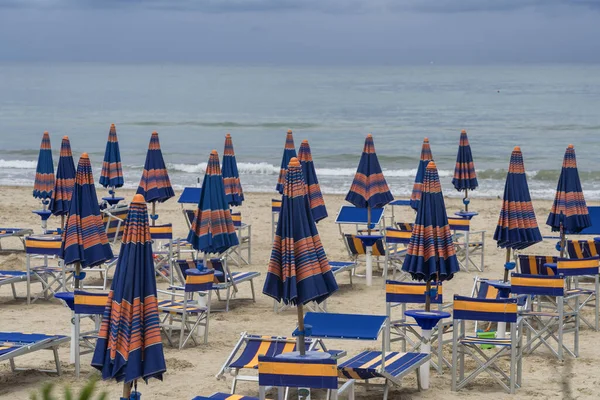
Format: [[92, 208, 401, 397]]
[[50, 136, 76, 225], [275, 129, 297, 194], [263, 157, 338, 355], [452, 130, 478, 211], [92, 194, 166, 399], [99, 123, 124, 191], [221, 133, 244, 207], [187, 150, 239, 255], [410, 138, 433, 211], [33, 131, 55, 201], [546, 144, 591, 256], [298, 139, 327, 223], [493, 146, 542, 281], [137, 131, 174, 225]]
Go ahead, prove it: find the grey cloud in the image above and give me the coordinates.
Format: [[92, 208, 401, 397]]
[[397, 0, 600, 13]]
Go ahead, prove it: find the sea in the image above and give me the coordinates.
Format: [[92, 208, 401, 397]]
[[1, 63, 599, 200]]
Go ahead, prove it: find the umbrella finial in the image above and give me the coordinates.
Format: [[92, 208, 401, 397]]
[[427, 161, 437, 170], [302, 139, 309, 144], [81, 152, 89, 159], [367, 133, 373, 138], [461, 129, 467, 134], [424, 137, 429, 142], [211, 149, 218, 155], [288, 157, 300, 168], [513, 146, 521, 152], [568, 144, 574, 149], [226, 133, 231, 138], [63, 135, 69, 140], [132, 194, 146, 203], [287, 129, 292, 134]]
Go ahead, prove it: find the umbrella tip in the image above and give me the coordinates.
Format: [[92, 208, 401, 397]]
[[132, 194, 146, 203], [81, 152, 89, 158], [226, 133, 231, 137], [63, 135, 69, 140], [287, 129, 293, 134], [111, 123, 115, 127], [302, 139, 308, 144], [513, 146, 521, 152], [211, 149, 218, 155], [424, 137, 429, 142], [43, 131, 49, 135], [152, 131, 158, 135], [461, 129, 466, 134], [427, 160, 437, 169], [288, 157, 300, 167], [568, 144, 574, 149]]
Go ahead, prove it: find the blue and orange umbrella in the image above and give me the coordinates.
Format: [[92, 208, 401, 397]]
[[187, 150, 239, 255], [263, 157, 338, 354], [50, 136, 76, 224], [92, 194, 166, 398], [452, 130, 478, 211], [99, 124, 124, 196], [137, 131, 174, 225], [222, 133, 244, 207], [276, 129, 297, 194], [493, 146, 542, 281], [547, 144, 591, 256], [33, 131, 55, 201], [410, 138, 433, 211], [298, 139, 327, 223]]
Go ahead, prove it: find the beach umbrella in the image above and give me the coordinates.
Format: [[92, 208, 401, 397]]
[[50, 136, 76, 228], [187, 150, 239, 256], [263, 157, 338, 355], [99, 124, 124, 203], [92, 194, 166, 399], [221, 133, 244, 207], [33, 131, 55, 202], [410, 138, 433, 211], [136, 131, 175, 225], [546, 144, 591, 257], [298, 139, 328, 223], [275, 129, 297, 194], [493, 146, 542, 281], [61, 153, 114, 290], [452, 129, 478, 211]]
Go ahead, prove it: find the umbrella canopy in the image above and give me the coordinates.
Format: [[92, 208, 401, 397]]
[[546, 145, 591, 234], [92, 194, 166, 384], [345, 134, 393, 209], [33, 131, 55, 200], [402, 161, 460, 282], [493, 147, 542, 250], [136, 131, 174, 204], [275, 129, 297, 194], [298, 140, 327, 223], [187, 150, 239, 254], [452, 129, 478, 192], [99, 123, 124, 189], [221, 133, 244, 207], [410, 138, 433, 210], [61, 153, 114, 268], [50, 136, 76, 216]]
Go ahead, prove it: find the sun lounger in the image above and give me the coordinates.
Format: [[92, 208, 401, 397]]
[[0, 332, 69, 375], [0, 270, 28, 300], [25, 235, 71, 304], [101, 203, 129, 245], [578, 206, 600, 235], [0, 228, 33, 252], [193, 394, 258, 400]]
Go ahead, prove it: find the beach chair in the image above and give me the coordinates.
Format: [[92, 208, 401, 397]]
[[271, 198, 282, 243], [25, 235, 70, 304], [448, 217, 485, 272], [451, 295, 523, 394], [0, 228, 33, 252], [150, 223, 177, 283], [0, 332, 69, 375], [297, 312, 429, 400], [556, 257, 600, 331], [382, 228, 411, 282], [386, 199, 412, 227], [567, 239, 600, 259], [179, 187, 202, 229], [158, 268, 214, 349], [101, 203, 128, 245], [0, 270, 28, 300], [343, 234, 386, 272], [517, 254, 557, 275], [578, 206, 600, 236], [227, 211, 252, 266], [335, 205, 385, 237], [511, 273, 578, 361]]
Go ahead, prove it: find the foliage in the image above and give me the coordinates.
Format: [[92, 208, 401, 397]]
[[30, 378, 108, 400]]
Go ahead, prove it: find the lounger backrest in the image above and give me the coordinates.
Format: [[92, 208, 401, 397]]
[[556, 256, 600, 277], [185, 268, 214, 292], [395, 222, 413, 232], [448, 217, 470, 232], [453, 295, 518, 323], [386, 280, 443, 304], [149, 224, 173, 241], [175, 259, 197, 279], [567, 239, 600, 259], [385, 228, 411, 245], [258, 355, 338, 389], [344, 234, 385, 257], [476, 280, 501, 299], [578, 206, 600, 235], [231, 212, 242, 228], [272, 199, 282, 213], [74, 290, 109, 315], [184, 209, 196, 227], [25, 236, 62, 256], [518, 255, 557, 275], [102, 205, 129, 241], [510, 273, 564, 297], [231, 335, 312, 370]]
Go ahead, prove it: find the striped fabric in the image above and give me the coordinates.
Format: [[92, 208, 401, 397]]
[[298, 140, 327, 223], [517, 255, 557, 275], [276, 130, 297, 194], [74, 290, 109, 315], [26, 236, 62, 256], [99, 124, 124, 189], [477, 281, 501, 299], [410, 138, 433, 210], [344, 234, 385, 256], [50, 136, 76, 216], [92, 195, 166, 383], [136, 131, 175, 203], [149, 224, 173, 240], [510, 273, 564, 296], [346, 134, 393, 210], [258, 355, 338, 389], [452, 129, 478, 191], [222, 133, 244, 207], [271, 199, 282, 213], [263, 158, 338, 305], [493, 147, 542, 250], [193, 394, 259, 400], [231, 212, 242, 228], [402, 161, 459, 281], [61, 154, 113, 268], [102, 206, 129, 241], [230, 336, 307, 370], [453, 295, 518, 323], [547, 145, 591, 234], [567, 239, 600, 259], [187, 150, 239, 254], [448, 217, 470, 232], [556, 256, 600, 276], [385, 228, 412, 244], [396, 222, 414, 232], [184, 268, 215, 292], [386, 280, 443, 304], [33, 131, 55, 200], [338, 351, 428, 380]]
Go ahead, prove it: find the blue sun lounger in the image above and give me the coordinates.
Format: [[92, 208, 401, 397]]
[[0, 228, 33, 252], [0, 270, 28, 299], [0, 332, 69, 375]]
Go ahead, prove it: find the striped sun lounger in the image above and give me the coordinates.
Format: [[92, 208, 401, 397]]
[[193, 394, 258, 400], [0, 332, 69, 375]]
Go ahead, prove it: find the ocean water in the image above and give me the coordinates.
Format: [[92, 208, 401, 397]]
[[1, 63, 599, 200]]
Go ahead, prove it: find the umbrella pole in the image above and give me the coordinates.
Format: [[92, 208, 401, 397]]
[[367, 205, 372, 235], [425, 280, 431, 312], [503, 248, 511, 283], [61, 215, 65, 231], [122, 381, 132, 399], [74, 261, 81, 290], [152, 201, 156, 226], [560, 222, 565, 258], [296, 304, 306, 356], [464, 189, 469, 212]]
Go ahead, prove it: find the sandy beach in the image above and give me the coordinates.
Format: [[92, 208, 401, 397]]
[[1, 186, 598, 399]]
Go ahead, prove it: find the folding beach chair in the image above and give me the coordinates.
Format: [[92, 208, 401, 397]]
[[101, 203, 129, 245], [511, 273, 578, 361], [518, 254, 557, 275], [298, 312, 429, 400], [386, 199, 412, 228], [448, 217, 485, 272], [0, 228, 33, 252], [158, 268, 214, 349], [567, 239, 600, 259], [0, 270, 28, 300], [179, 187, 203, 229], [271, 198, 282, 243], [228, 211, 252, 266], [382, 228, 411, 282], [0, 332, 69, 375], [556, 256, 600, 331], [577, 206, 600, 236], [150, 223, 177, 283], [25, 235, 70, 304], [343, 234, 386, 272], [451, 295, 523, 394]]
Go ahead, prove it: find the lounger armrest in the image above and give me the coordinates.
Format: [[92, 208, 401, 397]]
[[158, 288, 185, 297]]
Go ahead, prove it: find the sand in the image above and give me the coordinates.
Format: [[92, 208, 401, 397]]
[[1, 186, 599, 399]]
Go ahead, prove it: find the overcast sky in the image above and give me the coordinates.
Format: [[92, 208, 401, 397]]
[[0, 0, 599, 64]]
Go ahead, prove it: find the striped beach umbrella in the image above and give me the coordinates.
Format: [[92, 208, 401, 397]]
[[546, 144, 591, 256], [137, 131, 174, 224], [50, 136, 76, 224], [99, 123, 124, 190], [452, 130, 478, 211], [263, 157, 338, 355], [33, 131, 55, 201], [221, 133, 244, 207], [92, 194, 166, 397], [187, 150, 239, 255], [493, 147, 542, 281], [298, 139, 327, 223], [275, 129, 297, 194], [410, 138, 433, 211], [61, 153, 114, 288]]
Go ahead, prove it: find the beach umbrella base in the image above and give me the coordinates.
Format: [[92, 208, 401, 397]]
[[356, 234, 383, 286], [455, 210, 478, 219]]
